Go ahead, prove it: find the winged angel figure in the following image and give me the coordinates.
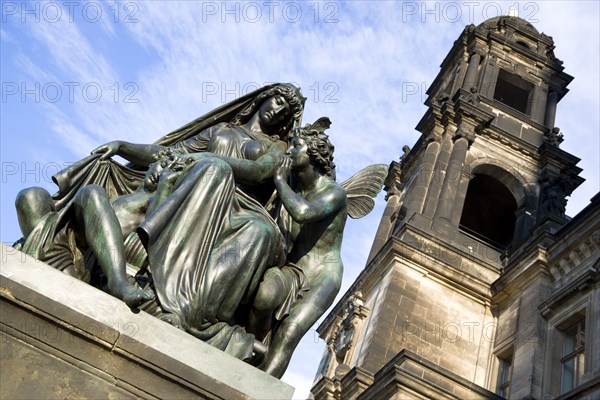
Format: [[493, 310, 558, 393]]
[[246, 117, 387, 377]]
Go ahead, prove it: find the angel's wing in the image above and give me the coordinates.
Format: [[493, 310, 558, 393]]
[[341, 164, 388, 219], [307, 117, 332, 132]]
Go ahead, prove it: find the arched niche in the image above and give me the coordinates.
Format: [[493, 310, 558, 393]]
[[459, 164, 528, 249]]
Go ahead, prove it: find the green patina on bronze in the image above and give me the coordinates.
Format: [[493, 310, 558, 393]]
[[15, 84, 386, 377]]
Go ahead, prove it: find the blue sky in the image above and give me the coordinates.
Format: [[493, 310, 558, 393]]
[[1, 1, 599, 397]]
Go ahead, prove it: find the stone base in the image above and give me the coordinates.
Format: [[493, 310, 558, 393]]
[[0, 244, 294, 400]]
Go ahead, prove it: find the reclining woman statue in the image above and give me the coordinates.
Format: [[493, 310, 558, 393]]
[[16, 83, 305, 359], [15, 87, 387, 376]]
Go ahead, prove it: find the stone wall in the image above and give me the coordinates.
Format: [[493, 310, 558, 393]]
[[0, 244, 294, 400]]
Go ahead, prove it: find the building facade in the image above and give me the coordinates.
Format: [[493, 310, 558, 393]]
[[311, 16, 600, 400]]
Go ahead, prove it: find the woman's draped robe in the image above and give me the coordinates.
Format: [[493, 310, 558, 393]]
[[138, 126, 287, 359]]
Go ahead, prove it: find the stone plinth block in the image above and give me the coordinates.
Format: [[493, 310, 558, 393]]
[[0, 244, 294, 400]]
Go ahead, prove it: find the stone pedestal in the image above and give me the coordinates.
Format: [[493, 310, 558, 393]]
[[0, 244, 294, 400]]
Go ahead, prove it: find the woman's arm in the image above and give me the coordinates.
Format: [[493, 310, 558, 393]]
[[92, 141, 165, 167], [205, 144, 284, 185]]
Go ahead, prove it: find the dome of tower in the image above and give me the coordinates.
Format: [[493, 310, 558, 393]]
[[478, 16, 539, 35]]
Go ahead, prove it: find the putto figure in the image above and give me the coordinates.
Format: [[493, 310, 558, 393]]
[[249, 118, 387, 377]]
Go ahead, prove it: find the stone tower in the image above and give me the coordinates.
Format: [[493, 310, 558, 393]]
[[311, 16, 599, 399]]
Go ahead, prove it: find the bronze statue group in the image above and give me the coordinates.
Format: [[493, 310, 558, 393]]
[[15, 84, 386, 378]]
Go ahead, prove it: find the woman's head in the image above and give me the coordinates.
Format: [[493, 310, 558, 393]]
[[232, 84, 305, 139]]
